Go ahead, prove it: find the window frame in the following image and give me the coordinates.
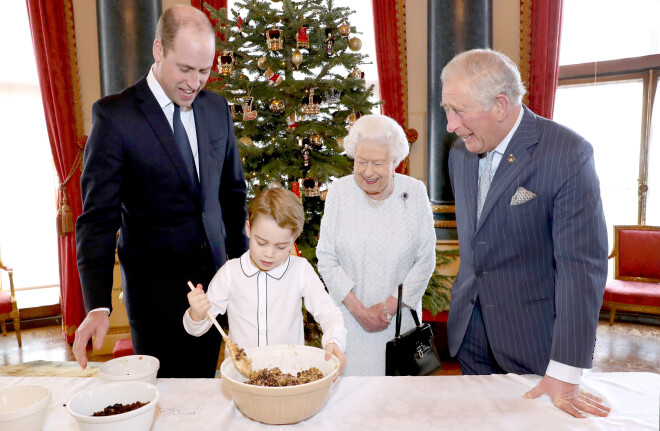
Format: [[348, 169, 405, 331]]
[[558, 54, 660, 225]]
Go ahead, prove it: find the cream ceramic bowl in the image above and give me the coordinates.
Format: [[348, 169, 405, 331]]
[[99, 355, 160, 384], [0, 384, 51, 431], [220, 344, 340, 425], [67, 381, 159, 431]]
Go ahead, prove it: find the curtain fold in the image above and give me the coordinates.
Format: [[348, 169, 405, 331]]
[[372, 0, 411, 174], [520, 0, 564, 119], [26, 0, 86, 343]]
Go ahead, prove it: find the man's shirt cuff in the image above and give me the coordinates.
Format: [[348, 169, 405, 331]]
[[546, 360, 583, 384], [89, 307, 110, 315]]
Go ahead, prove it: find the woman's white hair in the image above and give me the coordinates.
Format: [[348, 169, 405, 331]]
[[343, 115, 409, 165], [440, 48, 526, 109]]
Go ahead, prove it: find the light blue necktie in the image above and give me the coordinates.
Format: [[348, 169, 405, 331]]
[[173, 104, 199, 191], [477, 151, 495, 220]]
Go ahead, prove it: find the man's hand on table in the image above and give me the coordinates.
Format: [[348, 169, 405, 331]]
[[525, 374, 611, 418], [72, 310, 110, 369]]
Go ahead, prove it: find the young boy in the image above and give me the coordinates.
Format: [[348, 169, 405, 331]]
[[184, 187, 347, 371]]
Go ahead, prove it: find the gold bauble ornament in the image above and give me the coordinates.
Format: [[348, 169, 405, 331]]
[[338, 23, 350, 37], [348, 37, 362, 51], [238, 136, 253, 147], [269, 99, 285, 115], [309, 132, 324, 148], [320, 189, 328, 201], [336, 136, 344, 150], [292, 48, 303, 69]]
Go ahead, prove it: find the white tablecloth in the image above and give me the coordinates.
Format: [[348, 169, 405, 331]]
[[1, 372, 658, 430]]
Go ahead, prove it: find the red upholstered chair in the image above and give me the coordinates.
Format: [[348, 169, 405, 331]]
[[0, 256, 22, 347], [602, 225, 660, 325]]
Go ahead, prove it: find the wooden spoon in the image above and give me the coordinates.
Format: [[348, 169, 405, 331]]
[[187, 281, 253, 379]]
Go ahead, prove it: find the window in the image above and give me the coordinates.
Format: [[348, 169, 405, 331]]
[[0, 3, 60, 291], [553, 0, 660, 276]]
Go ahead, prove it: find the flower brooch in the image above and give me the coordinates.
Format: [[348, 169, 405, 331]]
[[401, 192, 409, 209]]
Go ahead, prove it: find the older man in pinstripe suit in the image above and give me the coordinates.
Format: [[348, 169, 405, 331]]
[[441, 49, 610, 417]]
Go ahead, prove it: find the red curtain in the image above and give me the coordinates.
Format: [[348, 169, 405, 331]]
[[520, 0, 564, 119], [372, 0, 412, 174], [26, 0, 86, 343]]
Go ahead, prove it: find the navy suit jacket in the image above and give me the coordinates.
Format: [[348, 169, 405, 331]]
[[447, 106, 608, 374], [76, 76, 248, 321]]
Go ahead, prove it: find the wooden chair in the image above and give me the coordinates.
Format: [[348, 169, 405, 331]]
[[0, 255, 22, 347], [602, 225, 660, 325]]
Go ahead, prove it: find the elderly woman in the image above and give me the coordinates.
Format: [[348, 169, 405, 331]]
[[317, 115, 436, 376]]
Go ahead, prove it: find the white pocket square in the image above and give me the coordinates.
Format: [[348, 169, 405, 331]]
[[510, 187, 537, 205]]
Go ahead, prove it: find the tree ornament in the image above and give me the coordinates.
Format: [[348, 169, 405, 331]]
[[309, 132, 324, 148], [301, 143, 311, 167], [348, 37, 362, 51], [230, 102, 243, 119], [302, 178, 321, 197], [296, 26, 309, 49], [338, 22, 350, 37], [300, 88, 322, 115], [292, 48, 303, 69], [242, 96, 257, 121], [324, 28, 335, 56], [320, 189, 328, 201], [265, 26, 284, 51], [269, 99, 285, 115], [238, 136, 253, 146], [263, 67, 284, 86], [257, 56, 268, 70], [347, 111, 362, 129], [218, 50, 235, 76], [350, 67, 365, 79], [325, 87, 341, 104], [336, 136, 344, 150], [286, 114, 299, 130]]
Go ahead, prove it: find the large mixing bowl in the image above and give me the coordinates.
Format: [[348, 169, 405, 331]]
[[220, 344, 340, 425]]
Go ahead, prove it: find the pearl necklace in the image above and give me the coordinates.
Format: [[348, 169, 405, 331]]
[[363, 176, 393, 208]]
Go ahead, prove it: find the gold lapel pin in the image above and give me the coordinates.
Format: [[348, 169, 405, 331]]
[[508, 154, 515, 164]]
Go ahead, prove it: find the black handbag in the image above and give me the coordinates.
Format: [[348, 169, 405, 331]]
[[385, 284, 441, 376]]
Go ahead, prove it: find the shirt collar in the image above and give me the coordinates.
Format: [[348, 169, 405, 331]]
[[239, 251, 290, 280], [493, 106, 524, 155], [146, 66, 174, 110]]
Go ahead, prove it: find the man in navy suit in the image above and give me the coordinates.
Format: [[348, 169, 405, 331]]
[[442, 49, 610, 417], [73, 5, 248, 377]]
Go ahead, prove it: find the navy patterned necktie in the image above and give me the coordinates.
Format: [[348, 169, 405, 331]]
[[173, 103, 199, 190]]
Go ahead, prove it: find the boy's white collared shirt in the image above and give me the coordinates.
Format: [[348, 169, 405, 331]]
[[183, 251, 346, 352]]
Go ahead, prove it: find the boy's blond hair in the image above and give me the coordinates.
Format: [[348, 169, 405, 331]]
[[248, 187, 304, 238]]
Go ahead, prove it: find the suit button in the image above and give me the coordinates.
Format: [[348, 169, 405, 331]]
[[475, 270, 483, 277], [201, 242, 208, 250]]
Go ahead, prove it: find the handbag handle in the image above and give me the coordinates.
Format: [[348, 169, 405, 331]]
[[394, 284, 422, 338]]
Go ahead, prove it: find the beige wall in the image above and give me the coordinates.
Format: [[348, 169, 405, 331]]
[[73, 0, 520, 172], [405, 0, 520, 183]]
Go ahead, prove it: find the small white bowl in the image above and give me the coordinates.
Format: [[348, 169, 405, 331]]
[[99, 355, 160, 384], [67, 381, 159, 431], [0, 384, 51, 431], [221, 344, 340, 425]]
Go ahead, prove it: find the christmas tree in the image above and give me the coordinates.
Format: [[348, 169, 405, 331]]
[[206, 0, 379, 265]]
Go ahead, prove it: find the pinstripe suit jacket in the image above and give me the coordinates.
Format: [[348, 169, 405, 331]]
[[447, 105, 608, 374]]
